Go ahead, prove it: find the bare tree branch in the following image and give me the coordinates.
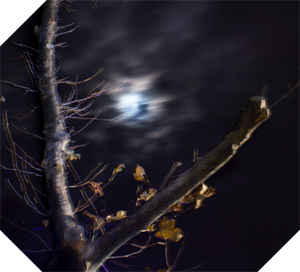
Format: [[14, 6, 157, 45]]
[[85, 95, 271, 271]]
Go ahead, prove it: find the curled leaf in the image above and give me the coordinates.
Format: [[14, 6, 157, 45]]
[[155, 218, 183, 242], [106, 210, 127, 222], [134, 164, 154, 187], [193, 182, 215, 209], [109, 163, 125, 182], [134, 164, 148, 182], [115, 164, 125, 173], [137, 188, 157, 203]]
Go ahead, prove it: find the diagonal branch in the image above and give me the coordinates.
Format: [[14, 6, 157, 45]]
[[85, 95, 271, 272]]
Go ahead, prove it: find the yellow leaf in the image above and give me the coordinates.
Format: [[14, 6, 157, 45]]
[[114, 164, 125, 173], [134, 164, 148, 182], [134, 164, 154, 187], [169, 203, 183, 213], [155, 218, 183, 242], [193, 183, 215, 209]]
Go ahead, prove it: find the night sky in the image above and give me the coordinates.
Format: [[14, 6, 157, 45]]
[[0, 1, 299, 271]]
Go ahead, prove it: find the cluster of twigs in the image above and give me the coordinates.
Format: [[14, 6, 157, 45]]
[[1, 112, 47, 217]]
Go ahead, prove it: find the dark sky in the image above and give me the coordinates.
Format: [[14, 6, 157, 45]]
[[0, 1, 299, 271]]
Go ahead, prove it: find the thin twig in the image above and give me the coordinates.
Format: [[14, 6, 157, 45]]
[[83, 162, 103, 183], [65, 101, 95, 119], [11, 40, 38, 52], [160, 162, 182, 191], [9, 106, 39, 120], [61, 68, 103, 85], [11, 124, 45, 140], [56, 24, 81, 36], [67, 113, 124, 122], [0, 80, 37, 93], [62, 81, 123, 106], [268, 81, 300, 109], [22, 158, 49, 215], [108, 236, 152, 259], [168, 233, 188, 271], [70, 109, 101, 137], [0, 165, 43, 177], [193, 148, 199, 163], [68, 142, 90, 150], [4, 179, 49, 217], [14, 141, 45, 169], [6, 146, 43, 172], [57, 22, 74, 30], [1, 216, 53, 251], [183, 262, 204, 272]]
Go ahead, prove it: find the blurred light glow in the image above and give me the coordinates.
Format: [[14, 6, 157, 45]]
[[117, 94, 142, 112]]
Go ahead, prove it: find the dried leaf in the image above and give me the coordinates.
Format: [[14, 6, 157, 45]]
[[193, 183, 215, 209], [169, 203, 183, 213], [134, 164, 154, 187], [106, 210, 127, 222], [134, 164, 148, 182], [88, 181, 104, 196], [155, 218, 183, 242], [137, 188, 157, 202], [180, 194, 194, 204], [109, 164, 125, 182]]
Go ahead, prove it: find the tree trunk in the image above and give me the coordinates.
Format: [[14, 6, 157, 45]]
[[36, 0, 87, 270]]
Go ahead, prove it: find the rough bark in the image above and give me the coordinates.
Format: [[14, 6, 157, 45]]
[[36, 0, 87, 270]]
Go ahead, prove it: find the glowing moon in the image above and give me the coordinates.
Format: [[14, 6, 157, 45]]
[[117, 94, 142, 112]]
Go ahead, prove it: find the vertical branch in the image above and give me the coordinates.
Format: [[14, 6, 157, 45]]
[[36, 1, 86, 269]]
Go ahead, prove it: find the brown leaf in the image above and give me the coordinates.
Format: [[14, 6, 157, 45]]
[[88, 181, 104, 196]]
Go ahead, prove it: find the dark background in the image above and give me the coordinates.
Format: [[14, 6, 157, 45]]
[[1, 1, 299, 271]]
